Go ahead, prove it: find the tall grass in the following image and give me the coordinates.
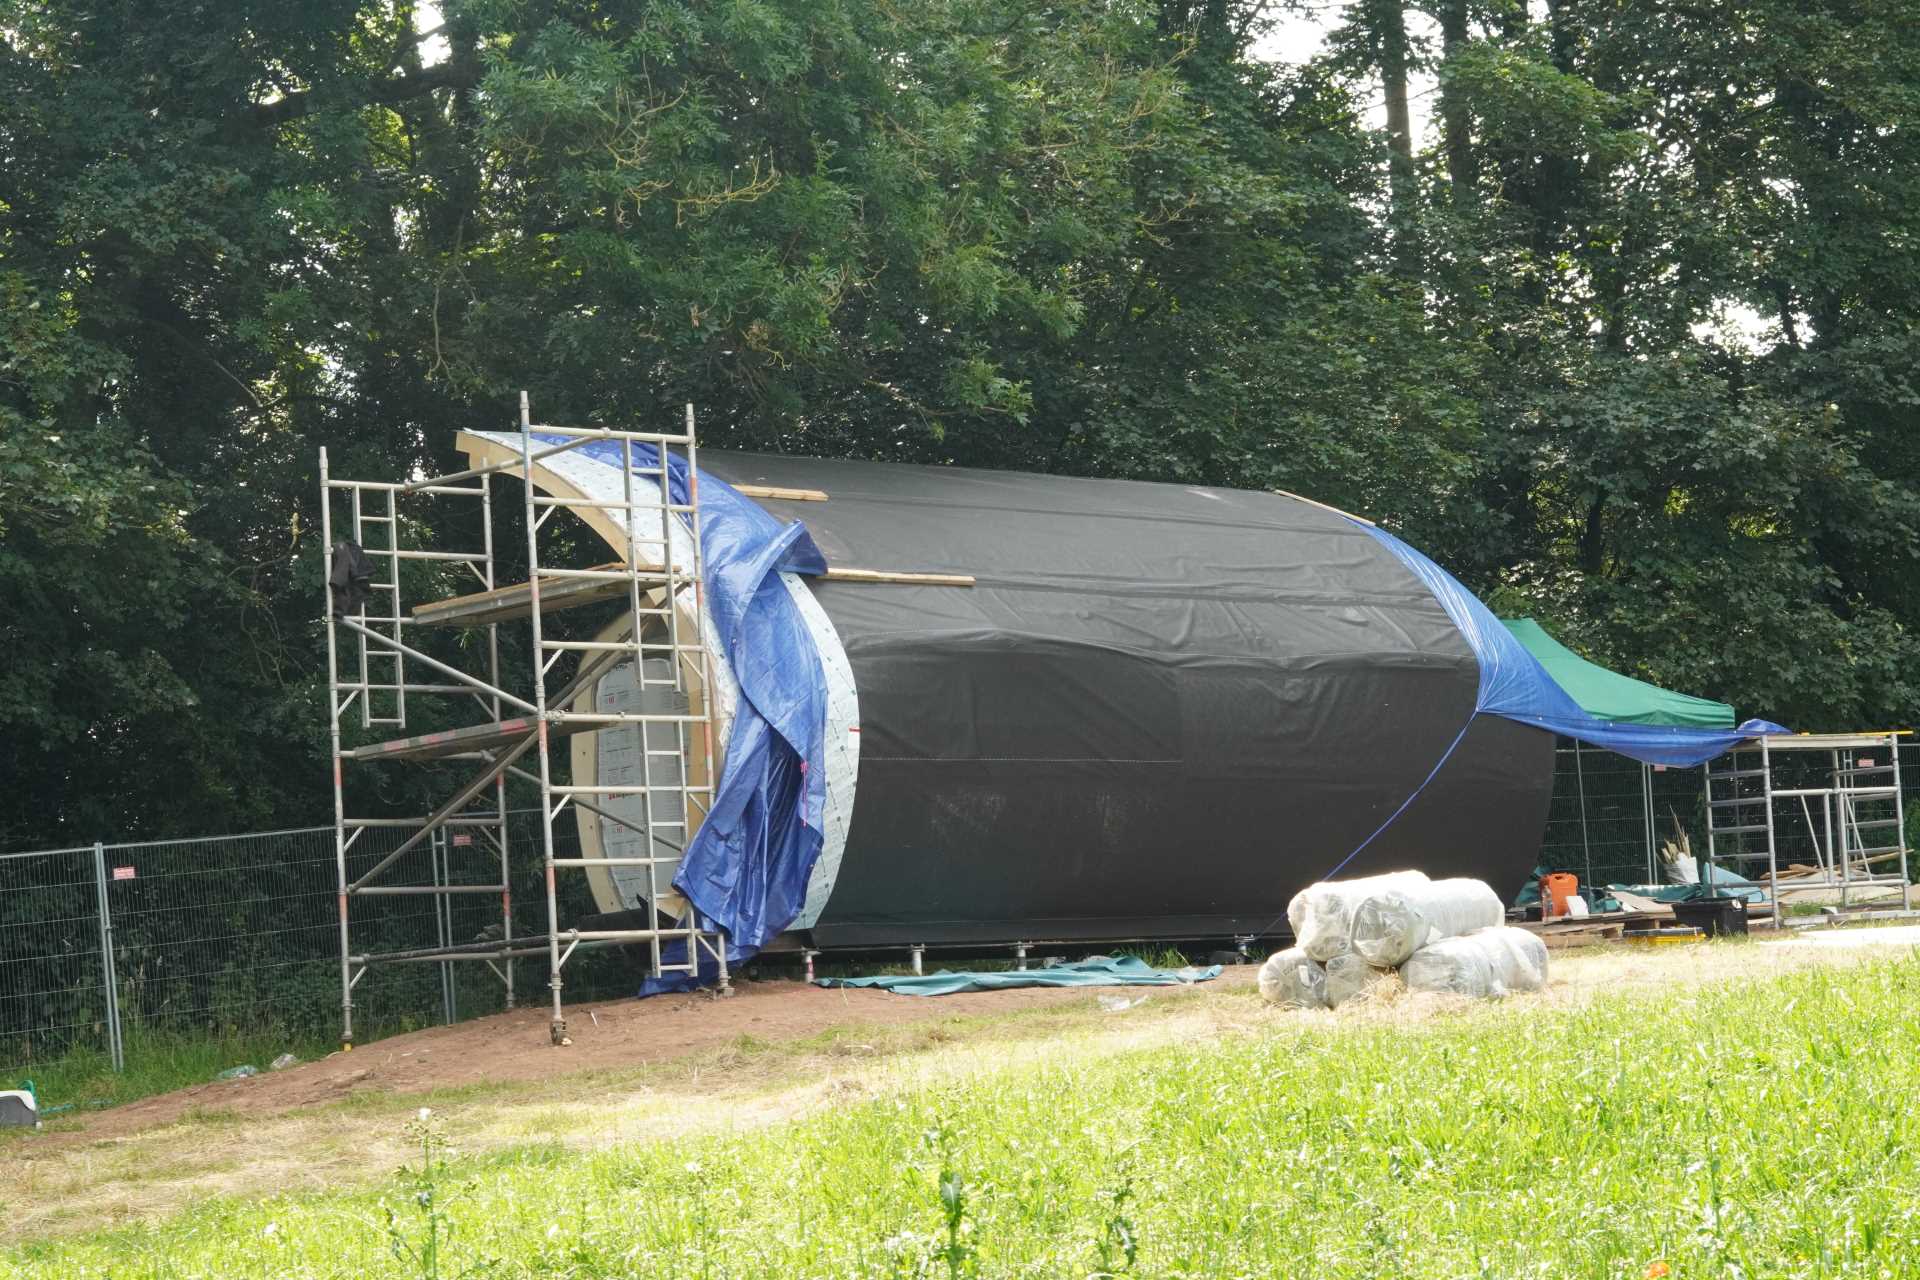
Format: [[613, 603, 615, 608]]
[[3, 1025, 337, 1125], [10, 955, 1920, 1277]]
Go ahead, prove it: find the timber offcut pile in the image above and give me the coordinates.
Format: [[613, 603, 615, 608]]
[[1259, 871, 1549, 1007]]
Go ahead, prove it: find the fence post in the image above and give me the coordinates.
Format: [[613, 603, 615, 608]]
[[433, 829, 456, 1026], [90, 842, 124, 1072]]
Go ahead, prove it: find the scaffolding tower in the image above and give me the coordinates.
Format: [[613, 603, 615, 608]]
[[320, 394, 728, 1048], [1704, 732, 1912, 929]]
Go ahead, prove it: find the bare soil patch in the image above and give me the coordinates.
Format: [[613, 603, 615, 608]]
[[33, 970, 1257, 1149]]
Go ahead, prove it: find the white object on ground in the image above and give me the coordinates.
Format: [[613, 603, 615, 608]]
[[1098, 994, 1148, 1012], [1287, 870, 1431, 962], [1763, 925, 1920, 949], [0, 1089, 37, 1129], [1350, 877, 1505, 967], [269, 1053, 300, 1071], [1565, 895, 1590, 919], [1400, 926, 1549, 998], [1257, 947, 1328, 1008], [1323, 951, 1389, 1008]]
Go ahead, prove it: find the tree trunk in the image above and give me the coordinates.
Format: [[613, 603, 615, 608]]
[[1580, 493, 1607, 575], [1436, 0, 1476, 204], [1375, 0, 1418, 268]]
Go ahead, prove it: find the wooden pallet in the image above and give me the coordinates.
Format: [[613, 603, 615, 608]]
[[1530, 921, 1626, 949]]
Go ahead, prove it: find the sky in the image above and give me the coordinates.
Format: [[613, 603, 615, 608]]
[[1251, 5, 1440, 138]]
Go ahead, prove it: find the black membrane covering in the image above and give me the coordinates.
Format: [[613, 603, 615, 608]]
[[700, 454, 1555, 946]]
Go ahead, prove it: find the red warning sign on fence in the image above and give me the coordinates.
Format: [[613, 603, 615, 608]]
[[452, 834, 472, 847], [113, 866, 136, 881]]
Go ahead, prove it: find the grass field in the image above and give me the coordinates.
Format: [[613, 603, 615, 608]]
[[6, 946, 1918, 1278]]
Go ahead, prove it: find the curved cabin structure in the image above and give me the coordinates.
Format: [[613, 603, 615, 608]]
[[458, 432, 1557, 951]]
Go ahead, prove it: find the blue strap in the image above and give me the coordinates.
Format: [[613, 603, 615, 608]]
[[1317, 717, 1474, 883]]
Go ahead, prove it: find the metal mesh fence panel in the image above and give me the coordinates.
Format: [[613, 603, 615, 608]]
[[0, 846, 108, 1070], [1540, 738, 1920, 893], [1, 806, 666, 1080], [1539, 743, 1718, 890], [1540, 743, 1655, 888], [100, 828, 342, 1043]]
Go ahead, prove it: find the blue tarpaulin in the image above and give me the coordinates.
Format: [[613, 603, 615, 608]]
[[1318, 522, 1785, 882], [1361, 525, 1786, 767], [814, 955, 1223, 997], [533, 435, 829, 993]]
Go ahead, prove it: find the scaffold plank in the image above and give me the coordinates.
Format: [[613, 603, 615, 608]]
[[344, 715, 593, 762], [411, 562, 652, 627]]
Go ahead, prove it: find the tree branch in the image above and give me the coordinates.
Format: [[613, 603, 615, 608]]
[[247, 61, 480, 131]]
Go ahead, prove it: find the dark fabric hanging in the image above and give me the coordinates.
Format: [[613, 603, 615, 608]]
[[328, 541, 375, 618]]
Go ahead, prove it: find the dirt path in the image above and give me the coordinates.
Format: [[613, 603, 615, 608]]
[[49, 972, 1252, 1148], [3, 971, 1259, 1236], [5, 938, 1912, 1239]]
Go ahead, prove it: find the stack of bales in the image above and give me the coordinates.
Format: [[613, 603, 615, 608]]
[[1258, 871, 1549, 1007]]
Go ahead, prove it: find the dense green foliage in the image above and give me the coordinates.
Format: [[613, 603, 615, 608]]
[[2, 0, 1917, 847], [10, 954, 1920, 1275]]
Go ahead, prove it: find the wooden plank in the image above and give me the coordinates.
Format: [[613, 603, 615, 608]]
[[733, 484, 828, 502], [417, 563, 974, 629], [346, 715, 605, 763], [823, 567, 975, 587], [1608, 889, 1676, 916], [1271, 488, 1376, 527], [412, 564, 651, 627]]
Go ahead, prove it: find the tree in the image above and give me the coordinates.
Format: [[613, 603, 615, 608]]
[[4, 0, 1920, 854]]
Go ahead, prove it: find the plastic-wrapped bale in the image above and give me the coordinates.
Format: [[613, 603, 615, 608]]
[[1400, 926, 1549, 999], [1257, 947, 1328, 1008], [1286, 869, 1431, 962], [1323, 951, 1390, 1008], [1350, 877, 1505, 967], [0, 1089, 36, 1129]]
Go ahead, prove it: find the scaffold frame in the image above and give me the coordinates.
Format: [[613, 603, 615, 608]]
[[320, 393, 728, 1049], [1705, 732, 1912, 930]]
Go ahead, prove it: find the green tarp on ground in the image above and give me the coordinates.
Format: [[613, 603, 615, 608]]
[[813, 954, 1223, 997], [1500, 618, 1736, 729]]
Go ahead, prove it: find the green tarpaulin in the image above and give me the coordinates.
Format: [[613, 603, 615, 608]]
[[1500, 618, 1735, 729], [814, 954, 1222, 997]]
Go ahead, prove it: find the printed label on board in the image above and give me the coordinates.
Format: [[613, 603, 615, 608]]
[[113, 866, 136, 881]]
